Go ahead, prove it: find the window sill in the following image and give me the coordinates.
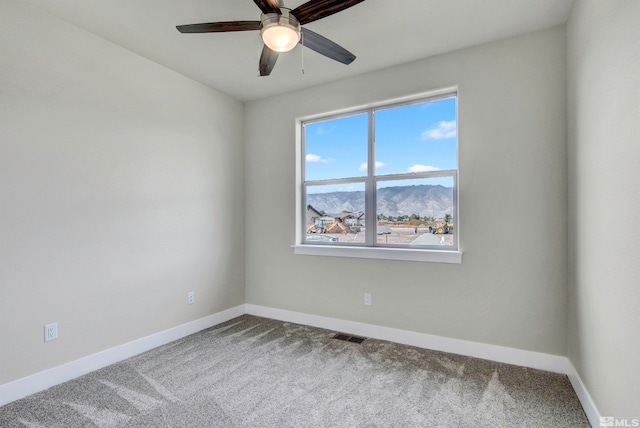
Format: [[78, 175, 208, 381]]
[[292, 245, 462, 264]]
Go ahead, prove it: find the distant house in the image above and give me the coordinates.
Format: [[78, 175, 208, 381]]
[[306, 204, 327, 232], [329, 211, 365, 230], [307, 204, 364, 233], [306, 204, 324, 229]]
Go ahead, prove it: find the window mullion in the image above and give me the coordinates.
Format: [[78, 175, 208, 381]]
[[365, 109, 376, 246]]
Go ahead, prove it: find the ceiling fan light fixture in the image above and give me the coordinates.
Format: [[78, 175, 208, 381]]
[[260, 10, 300, 53]]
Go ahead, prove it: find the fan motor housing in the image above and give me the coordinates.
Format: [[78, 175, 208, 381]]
[[260, 8, 301, 52]]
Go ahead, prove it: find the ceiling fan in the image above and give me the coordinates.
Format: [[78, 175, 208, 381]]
[[176, 0, 365, 76]]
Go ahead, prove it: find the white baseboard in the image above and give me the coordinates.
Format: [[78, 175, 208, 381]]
[[0, 305, 246, 407], [1, 302, 600, 428], [566, 359, 600, 428], [247, 304, 604, 426], [246, 304, 569, 374]]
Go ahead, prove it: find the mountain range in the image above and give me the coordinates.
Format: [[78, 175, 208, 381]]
[[307, 184, 453, 219]]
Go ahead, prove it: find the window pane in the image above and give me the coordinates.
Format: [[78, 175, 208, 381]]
[[376, 177, 455, 247], [305, 183, 366, 244], [305, 113, 368, 181], [375, 97, 457, 176]]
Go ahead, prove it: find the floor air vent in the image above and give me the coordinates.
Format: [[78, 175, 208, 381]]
[[333, 333, 366, 344]]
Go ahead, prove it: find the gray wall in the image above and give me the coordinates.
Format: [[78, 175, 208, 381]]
[[0, 0, 245, 384], [245, 27, 568, 355], [11, 0, 637, 417], [567, 0, 640, 416]]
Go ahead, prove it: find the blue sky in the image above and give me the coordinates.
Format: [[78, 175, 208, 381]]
[[305, 97, 457, 191]]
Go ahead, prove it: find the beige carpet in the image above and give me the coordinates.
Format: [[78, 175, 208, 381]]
[[0, 315, 589, 427]]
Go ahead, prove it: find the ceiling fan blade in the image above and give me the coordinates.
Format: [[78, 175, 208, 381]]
[[291, 0, 364, 25], [301, 28, 355, 65], [176, 21, 261, 33], [259, 44, 279, 76], [253, 0, 281, 14]]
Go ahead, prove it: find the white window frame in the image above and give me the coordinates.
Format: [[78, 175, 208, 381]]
[[293, 88, 462, 264]]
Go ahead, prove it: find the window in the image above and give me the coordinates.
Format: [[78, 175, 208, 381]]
[[296, 91, 460, 263]]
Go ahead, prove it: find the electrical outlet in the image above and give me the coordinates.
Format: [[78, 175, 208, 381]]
[[44, 323, 58, 342], [364, 293, 372, 306], [188, 292, 195, 305]]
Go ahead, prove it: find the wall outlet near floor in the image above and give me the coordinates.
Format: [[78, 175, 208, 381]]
[[44, 323, 58, 342], [364, 293, 372, 306], [187, 292, 195, 305]]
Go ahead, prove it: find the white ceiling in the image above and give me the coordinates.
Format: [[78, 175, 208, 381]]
[[24, 0, 575, 102]]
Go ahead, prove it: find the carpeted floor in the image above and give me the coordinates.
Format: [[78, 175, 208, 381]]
[[0, 315, 589, 427]]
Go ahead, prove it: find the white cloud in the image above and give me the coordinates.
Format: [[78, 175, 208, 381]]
[[359, 161, 385, 172], [408, 164, 440, 173], [421, 120, 457, 140], [315, 125, 336, 135], [306, 154, 333, 163]]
